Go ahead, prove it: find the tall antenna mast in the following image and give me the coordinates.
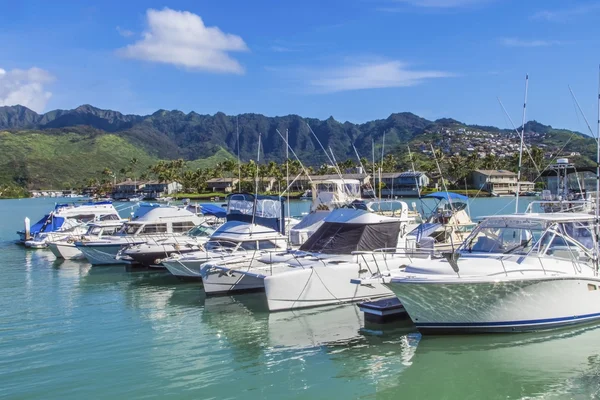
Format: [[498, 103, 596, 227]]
[[286, 128, 290, 220], [515, 74, 529, 213], [594, 65, 600, 274], [380, 131, 385, 201], [237, 116, 241, 192], [251, 132, 261, 230]]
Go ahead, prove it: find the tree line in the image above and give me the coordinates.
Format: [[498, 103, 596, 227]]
[[88, 145, 552, 194]]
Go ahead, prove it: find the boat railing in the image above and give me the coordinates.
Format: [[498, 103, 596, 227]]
[[351, 247, 440, 277]]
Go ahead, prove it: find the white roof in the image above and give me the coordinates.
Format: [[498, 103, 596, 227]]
[[128, 206, 203, 224], [211, 221, 285, 241]]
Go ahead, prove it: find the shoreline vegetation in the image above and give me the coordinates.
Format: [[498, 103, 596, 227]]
[[3, 153, 544, 199]]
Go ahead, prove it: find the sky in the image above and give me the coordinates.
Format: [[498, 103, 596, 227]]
[[1, 0, 600, 133]]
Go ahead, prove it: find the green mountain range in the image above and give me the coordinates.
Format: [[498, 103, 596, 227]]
[[0, 104, 596, 189]]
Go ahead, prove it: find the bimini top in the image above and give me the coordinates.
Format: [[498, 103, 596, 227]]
[[424, 191, 469, 202]]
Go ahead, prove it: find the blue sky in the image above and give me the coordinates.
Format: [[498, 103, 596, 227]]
[[1, 0, 600, 133]]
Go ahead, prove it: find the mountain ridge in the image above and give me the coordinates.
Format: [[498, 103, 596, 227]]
[[0, 103, 596, 188]]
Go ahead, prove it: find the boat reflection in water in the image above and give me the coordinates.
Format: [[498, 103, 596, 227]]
[[380, 325, 600, 399], [202, 293, 419, 397]]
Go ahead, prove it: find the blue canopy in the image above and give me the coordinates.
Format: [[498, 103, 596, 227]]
[[199, 204, 227, 218], [424, 191, 469, 202]]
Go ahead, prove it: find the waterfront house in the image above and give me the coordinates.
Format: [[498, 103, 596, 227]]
[[113, 180, 146, 199], [143, 181, 182, 197], [471, 170, 534, 195], [206, 178, 239, 193], [373, 171, 429, 197]]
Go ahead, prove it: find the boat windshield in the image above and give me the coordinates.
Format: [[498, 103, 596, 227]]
[[459, 218, 546, 255], [187, 225, 215, 237], [531, 221, 596, 260], [117, 223, 142, 235], [205, 240, 238, 252]]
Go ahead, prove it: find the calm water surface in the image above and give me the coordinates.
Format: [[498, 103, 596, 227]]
[[1, 197, 599, 399]]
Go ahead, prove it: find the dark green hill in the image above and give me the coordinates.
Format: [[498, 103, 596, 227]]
[[0, 104, 596, 188]]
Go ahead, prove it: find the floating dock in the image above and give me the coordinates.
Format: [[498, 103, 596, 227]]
[[358, 297, 407, 323]]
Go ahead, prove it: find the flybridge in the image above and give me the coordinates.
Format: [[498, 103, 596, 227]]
[[226, 193, 286, 235]]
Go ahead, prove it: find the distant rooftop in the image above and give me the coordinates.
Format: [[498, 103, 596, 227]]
[[474, 169, 517, 177]]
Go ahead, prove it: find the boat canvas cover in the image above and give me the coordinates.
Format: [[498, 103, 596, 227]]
[[226, 193, 286, 234], [199, 204, 226, 218], [424, 192, 469, 202], [408, 223, 442, 242], [29, 215, 50, 234], [299, 220, 400, 254]]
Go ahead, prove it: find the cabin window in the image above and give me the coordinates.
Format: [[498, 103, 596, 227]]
[[73, 214, 96, 223], [240, 241, 258, 250], [172, 221, 197, 233], [257, 240, 279, 250], [88, 227, 102, 235], [140, 224, 168, 234], [588, 284, 597, 291], [103, 226, 120, 235], [100, 214, 120, 221], [120, 224, 140, 235]]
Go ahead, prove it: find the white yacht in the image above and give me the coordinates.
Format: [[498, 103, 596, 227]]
[[75, 206, 204, 265], [118, 224, 216, 268], [289, 177, 361, 246], [364, 213, 600, 333], [47, 221, 123, 260], [19, 201, 121, 248], [116, 204, 225, 268], [162, 193, 288, 281], [201, 205, 419, 306]]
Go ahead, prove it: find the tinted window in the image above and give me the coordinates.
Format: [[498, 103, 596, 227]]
[[140, 224, 168, 234], [257, 240, 279, 250], [172, 221, 197, 233]]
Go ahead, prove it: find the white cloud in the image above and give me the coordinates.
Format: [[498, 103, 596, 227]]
[[116, 26, 134, 37], [500, 37, 564, 47], [532, 3, 600, 22], [308, 60, 454, 93], [118, 8, 249, 74], [0, 67, 54, 112]]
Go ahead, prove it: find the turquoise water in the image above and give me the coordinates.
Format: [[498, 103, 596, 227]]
[[1, 197, 599, 399]]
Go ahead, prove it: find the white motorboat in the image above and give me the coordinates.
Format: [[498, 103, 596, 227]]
[[163, 193, 288, 282], [201, 205, 420, 308], [75, 206, 204, 265], [47, 221, 123, 260], [117, 203, 225, 268], [367, 212, 600, 333], [20, 201, 121, 248], [118, 224, 216, 268]]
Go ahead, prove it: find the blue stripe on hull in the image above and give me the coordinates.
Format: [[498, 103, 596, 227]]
[[416, 312, 600, 334]]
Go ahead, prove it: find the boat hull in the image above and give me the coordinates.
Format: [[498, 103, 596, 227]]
[[386, 277, 600, 334], [77, 244, 128, 265], [163, 259, 204, 280], [201, 265, 265, 295], [264, 264, 393, 311], [48, 242, 84, 260], [125, 248, 196, 268]]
